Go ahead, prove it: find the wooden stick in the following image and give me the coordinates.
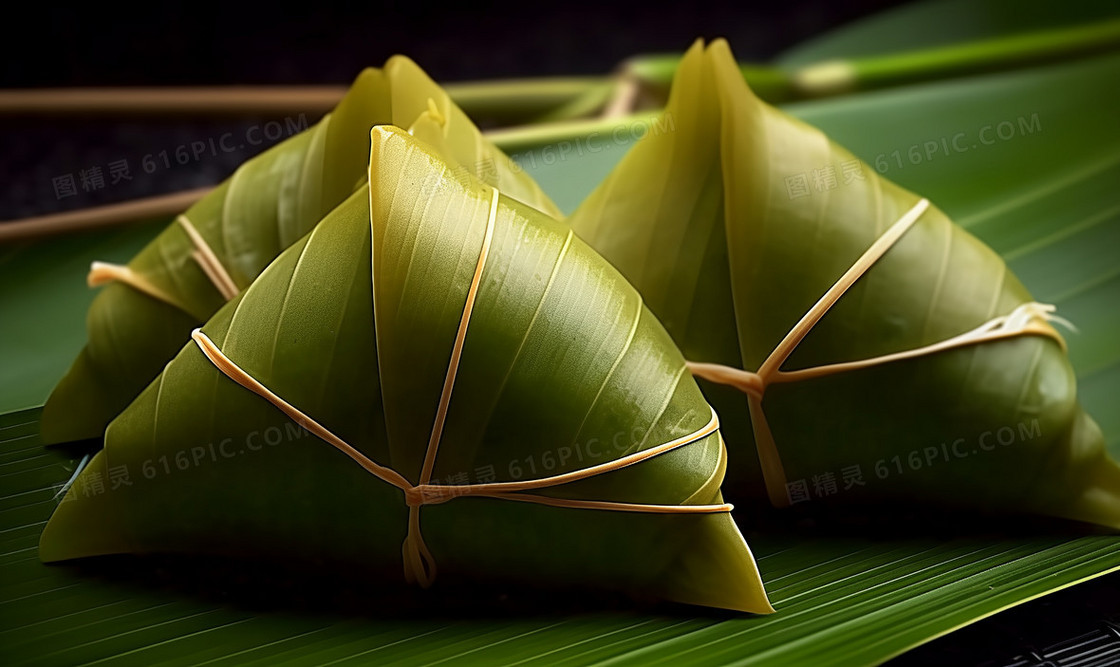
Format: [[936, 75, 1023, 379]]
[[0, 87, 347, 116], [0, 188, 210, 243], [1, 111, 659, 243], [0, 78, 605, 117]]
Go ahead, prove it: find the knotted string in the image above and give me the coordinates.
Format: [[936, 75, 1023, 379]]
[[191, 186, 730, 587], [686, 198, 1071, 507]]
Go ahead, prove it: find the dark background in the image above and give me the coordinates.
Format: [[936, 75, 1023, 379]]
[[4, 1, 904, 86], [2, 1, 1117, 664], [1, 0, 907, 220]]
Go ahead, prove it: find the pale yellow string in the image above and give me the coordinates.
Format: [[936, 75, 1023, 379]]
[[191, 186, 730, 588], [176, 215, 240, 301], [406, 98, 448, 136], [601, 72, 641, 120], [87, 261, 187, 312], [406, 186, 499, 586], [686, 198, 1070, 508]]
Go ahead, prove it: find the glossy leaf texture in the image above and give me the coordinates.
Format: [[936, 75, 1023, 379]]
[[37, 126, 771, 615], [568, 39, 1120, 528], [40, 56, 562, 446]]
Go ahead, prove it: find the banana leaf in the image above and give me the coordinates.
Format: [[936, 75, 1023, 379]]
[[36, 126, 771, 615], [567, 39, 1120, 528], [40, 56, 561, 447], [3, 4, 1120, 663]]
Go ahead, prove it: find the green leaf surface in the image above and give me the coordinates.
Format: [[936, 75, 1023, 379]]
[[0, 219, 170, 414], [3, 26, 1120, 667], [1, 409, 1117, 665]]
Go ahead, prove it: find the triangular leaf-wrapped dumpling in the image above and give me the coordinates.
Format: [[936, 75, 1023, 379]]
[[569, 40, 1120, 528], [39, 126, 772, 614], [43, 56, 561, 445]]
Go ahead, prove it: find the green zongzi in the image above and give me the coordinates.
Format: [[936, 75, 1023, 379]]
[[42, 56, 560, 446], [39, 126, 772, 614], [569, 39, 1120, 528]]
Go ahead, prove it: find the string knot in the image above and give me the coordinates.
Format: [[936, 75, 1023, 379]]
[[1004, 302, 1077, 334], [404, 484, 460, 507], [189, 184, 730, 591], [404, 486, 426, 507], [685, 362, 765, 399], [682, 197, 1076, 510]]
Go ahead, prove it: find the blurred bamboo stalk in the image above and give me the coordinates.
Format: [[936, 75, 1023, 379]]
[[626, 20, 1120, 100], [802, 18, 1120, 96]]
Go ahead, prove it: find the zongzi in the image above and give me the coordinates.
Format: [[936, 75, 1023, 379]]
[[569, 39, 1120, 529], [42, 56, 560, 446], [39, 126, 772, 614]]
